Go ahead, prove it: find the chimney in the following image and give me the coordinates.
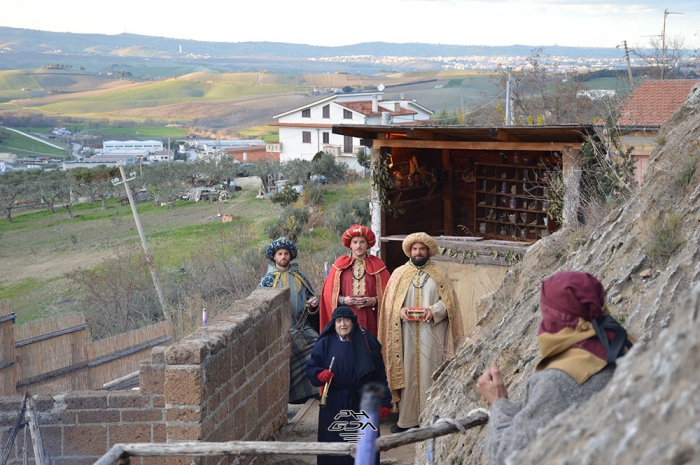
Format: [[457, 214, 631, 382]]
[[395, 102, 401, 112], [372, 94, 378, 113]]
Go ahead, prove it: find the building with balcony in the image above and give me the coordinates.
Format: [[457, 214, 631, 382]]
[[272, 92, 433, 172]]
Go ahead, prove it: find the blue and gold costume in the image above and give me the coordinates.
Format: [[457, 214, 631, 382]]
[[259, 237, 319, 403]]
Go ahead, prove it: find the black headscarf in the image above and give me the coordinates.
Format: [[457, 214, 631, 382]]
[[319, 306, 376, 381]]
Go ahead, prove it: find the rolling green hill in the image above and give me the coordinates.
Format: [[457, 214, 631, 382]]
[[0, 129, 69, 157]]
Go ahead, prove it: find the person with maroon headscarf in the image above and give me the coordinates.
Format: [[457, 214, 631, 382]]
[[319, 224, 390, 337], [477, 270, 634, 465]]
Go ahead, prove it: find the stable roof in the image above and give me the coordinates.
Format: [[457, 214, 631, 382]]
[[332, 124, 594, 151]]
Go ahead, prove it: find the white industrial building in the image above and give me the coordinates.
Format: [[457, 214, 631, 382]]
[[103, 140, 163, 154]]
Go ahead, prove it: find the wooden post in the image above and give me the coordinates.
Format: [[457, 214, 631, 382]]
[[442, 149, 453, 235], [24, 395, 47, 465], [562, 145, 581, 228], [369, 146, 382, 257], [118, 165, 171, 322]]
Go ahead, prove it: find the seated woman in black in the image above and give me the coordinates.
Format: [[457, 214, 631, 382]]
[[307, 306, 392, 465]]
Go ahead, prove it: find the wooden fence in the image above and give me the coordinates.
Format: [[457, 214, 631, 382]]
[[0, 301, 18, 396], [0, 301, 172, 396]]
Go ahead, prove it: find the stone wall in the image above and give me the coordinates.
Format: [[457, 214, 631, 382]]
[[0, 287, 290, 465]]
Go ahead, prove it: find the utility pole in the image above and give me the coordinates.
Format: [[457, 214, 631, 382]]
[[661, 8, 683, 80], [115, 164, 171, 322], [622, 40, 634, 88]]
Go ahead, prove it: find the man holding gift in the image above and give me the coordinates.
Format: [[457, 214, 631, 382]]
[[379, 232, 464, 433]]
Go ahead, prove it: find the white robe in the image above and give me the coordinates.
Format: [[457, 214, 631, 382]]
[[397, 275, 448, 428]]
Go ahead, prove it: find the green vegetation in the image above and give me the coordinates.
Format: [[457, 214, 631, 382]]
[[96, 126, 187, 138], [27, 80, 304, 114], [0, 159, 371, 336], [675, 149, 698, 188], [0, 129, 69, 157], [646, 211, 685, 266]]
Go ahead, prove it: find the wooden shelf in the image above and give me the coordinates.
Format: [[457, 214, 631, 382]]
[[474, 162, 552, 242]]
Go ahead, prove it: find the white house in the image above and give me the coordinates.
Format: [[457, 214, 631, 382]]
[[272, 92, 433, 172]]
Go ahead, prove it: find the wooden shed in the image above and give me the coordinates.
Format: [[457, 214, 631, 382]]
[[333, 124, 592, 334]]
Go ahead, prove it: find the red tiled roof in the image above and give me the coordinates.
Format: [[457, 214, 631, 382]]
[[338, 101, 418, 116], [224, 146, 267, 153], [618, 80, 700, 126]]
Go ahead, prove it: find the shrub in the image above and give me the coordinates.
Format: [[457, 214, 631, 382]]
[[311, 151, 348, 183], [66, 244, 162, 340], [303, 184, 326, 207], [265, 205, 309, 241], [270, 184, 300, 206], [282, 159, 312, 184], [646, 211, 685, 266], [675, 149, 698, 188], [325, 198, 371, 234]]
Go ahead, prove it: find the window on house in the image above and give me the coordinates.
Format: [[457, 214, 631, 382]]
[[302, 109, 311, 118], [343, 109, 352, 119], [302, 131, 311, 144], [322, 105, 330, 118], [322, 132, 330, 144], [343, 135, 353, 153]]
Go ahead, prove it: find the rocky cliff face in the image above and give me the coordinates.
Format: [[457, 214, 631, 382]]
[[422, 83, 700, 464]]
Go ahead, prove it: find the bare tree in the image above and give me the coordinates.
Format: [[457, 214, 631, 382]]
[[631, 35, 688, 79], [481, 48, 596, 125]]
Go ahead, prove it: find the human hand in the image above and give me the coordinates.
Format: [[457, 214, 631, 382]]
[[356, 296, 377, 308], [307, 296, 319, 307], [380, 407, 391, 420], [476, 362, 508, 405], [422, 308, 434, 323], [400, 307, 409, 321], [317, 370, 334, 384]]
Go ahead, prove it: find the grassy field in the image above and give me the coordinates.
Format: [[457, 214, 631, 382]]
[[95, 126, 188, 138], [0, 129, 69, 157], [0, 177, 371, 324], [14, 125, 189, 139]]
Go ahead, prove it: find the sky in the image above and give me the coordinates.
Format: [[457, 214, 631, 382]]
[[2, 0, 700, 50]]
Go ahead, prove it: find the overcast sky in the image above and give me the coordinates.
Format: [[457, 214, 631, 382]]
[[2, 0, 699, 50]]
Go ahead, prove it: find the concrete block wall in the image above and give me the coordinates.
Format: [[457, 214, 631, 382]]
[[0, 288, 290, 465]]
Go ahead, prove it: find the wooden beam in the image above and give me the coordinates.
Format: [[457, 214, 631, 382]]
[[92, 412, 489, 464], [331, 126, 378, 139], [489, 129, 524, 143], [373, 140, 575, 151], [411, 128, 441, 140]]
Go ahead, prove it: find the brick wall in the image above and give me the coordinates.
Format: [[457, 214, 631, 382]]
[[0, 287, 290, 465], [0, 390, 165, 465]]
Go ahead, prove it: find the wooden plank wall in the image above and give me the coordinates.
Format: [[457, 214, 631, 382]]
[[0, 300, 17, 395], [86, 321, 173, 389], [1, 306, 173, 395], [13, 312, 88, 394]]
